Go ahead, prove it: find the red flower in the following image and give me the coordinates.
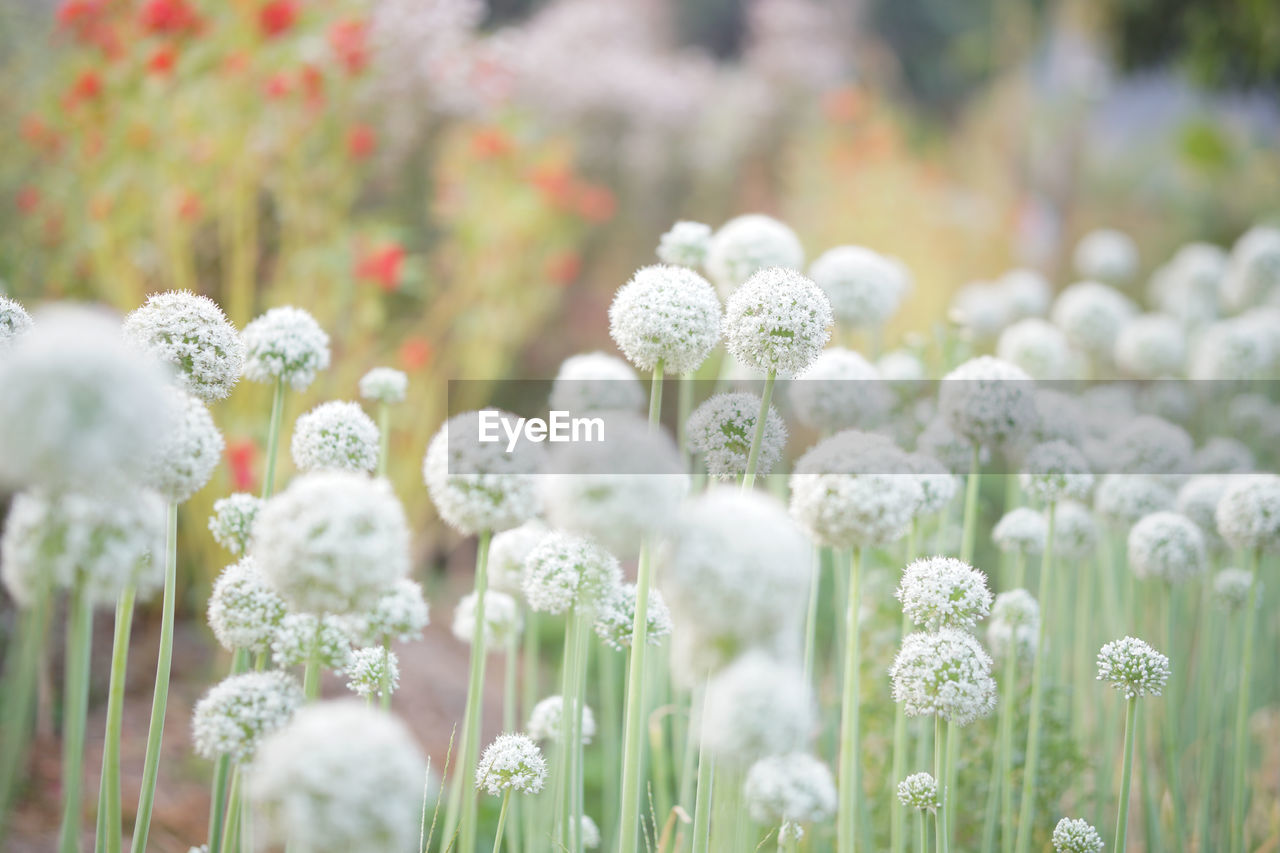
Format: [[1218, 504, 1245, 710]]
[[328, 19, 368, 74], [16, 186, 40, 215], [56, 0, 108, 39], [226, 438, 258, 492], [398, 337, 433, 371], [177, 191, 201, 221], [259, 0, 298, 38], [356, 243, 405, 292], [528, 163, 574, 208], [574, 183, 616, 224], [347, 124, 376, 159], [139, 0, 199, 35], [544, 250, 581, 286], [264, 73, 292, 98], [471, 127, 513, 160], [300, 65, 325, 105], [70, 70, 103, 103], [148, 46, 177, 75]]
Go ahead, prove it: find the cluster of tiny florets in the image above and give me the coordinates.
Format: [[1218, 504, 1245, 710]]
[[723, 267, 833, 376], [271, 613, 354, 672], [705, 214, 805, 294], [1052, 817, 1106, 853], [548, 352, 645, 414], [241, 306, 331, 391], [346, 646, 400, 699], [145, 388, 224, 504], [452, 590, 522, 648], [996, 318, 1071, 379], [291, 401, 380, 474], [686, 391, 787, 479], [1127, 511, 1206, 584], [1215, 473, 1280, 553], [890, 628, 997, 726], [656, 220, 712, 267], [487, 519, 549, 596], [1093, 475, 1174, 525], [207, 557, 287, 654], [896, 557, 993, 631], [1074, 228, 1139, 284], [123, 290, 244, 401], [1114, 313, 1186, 378], [340, 577, 430, 646], [1212, 568, 1255, 611], [522, 531, 621, 615], [896, 772, 939, 811], [938, 356, 1036, 449], [526, 695, 597, 745], [358, 367, 408, 404], [0, 295, 33, 349], [1050, 281, 1134, 356], [789, 347, 890, 433], [593, 583, 673, 651], [209, 493, 262, 555], [423, 410, 541, 536], [476, 733, 547, 795], [1019, 441, 1094, 503], [743, 752, 837, 830], [992, 508, 1047, 556], [699, 652, 813, 767], [1102, 416, 1193, 476], [807, 245, 907, 329], [986, 589, 1040, 661], [192, 671, 303, 762], [1096, 636, 1170, 699], [1053, 501, 1100, 559], [608, 265, 722, 374]]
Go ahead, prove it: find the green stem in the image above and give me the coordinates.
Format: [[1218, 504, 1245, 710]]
[[302, 618, 322, 700], [0, 586, 53, 841], [1229, 550, 1260, 853], [677, 372, 693, 471], [648, 361, 665, 429], [802, 546, 823, 689], [377, 401, 392, 478], [1013, 501, 1054, 853], [618, 538, 654, 853], [504, 630, 518, 734], [380, 637, 393, 711], [1114, 697, 1138, 853], [209, 649, 250, 853], [557, 607, 580, 850], [261, 377, 285, 499], [493, 790, 512, 853], [919, 811, 928, 853], [893, 521, 921, 853], [997, 649, 1019, 853], [741, 370, 776, 491], [1162, 585, 1185, 845], [97, 585, 136, 853], [934, 716, 948, 853], [57, 579, 94, 853], [220, 765, 242, 851], [455, 531, 493, 853], [836, 547, 864, 853], [691, 682, 714, 853], [961, 444, 980, 564], [130, 501, 178, 853]]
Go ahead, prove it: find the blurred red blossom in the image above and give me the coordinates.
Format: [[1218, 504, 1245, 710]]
[[356, 243, 405, 292], [16, 187, 41, 215], [329, 19, 368, 74], [259, 0, 298, 38], [139, 0, 200, 35], [471, 127, 513, 160], [148, 46, 177, 75], [399, 337, 433, 371], [69, 70, 103, 103], [347, 124, 376, 159], [227, 438, 258, 492], [545, 250, 581, 285], [574, 184, 615, 223]]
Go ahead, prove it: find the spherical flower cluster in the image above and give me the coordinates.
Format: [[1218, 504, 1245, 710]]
[[1149, 242, 1225, 324], [192, 671, 303, 763], [1176, 476, 1228, 551], [241, 307, 331, 391], [526, 696, 597, 745], [341, 578, 430, 646], [1114, 314, 1186, 378], [789, 348, 890, 433], [896, 557, 993, 631], [1052, 817, 1105, 853], [452, 590, 522, 648], [250, 700, 426, 853], [1, 488, 165, 606], [254, 472, 410, 615], [1050, 281, 1134, 356], [1215, 474, 1280, 553], [1027, 390, 1088, 449], [878, 349, 926, 383], [593, 583, 673, 651], [0, 295, 33, 349], [917, 417, 985, 474], [950, 281, 1013, 340], [1093, 475, 1174, 525], [207, 558, 287, 654], [699, 651, 813, 767], [1019, 441, 1094, 503], [807, 245, 907, 329], [424, 410, 541, 536], [705, 214, 805, 294], [743, 753, 836, 830], [1189, 318, 1275, 380], [358, 367, 408, 404], [271, 613, 354, 672], [896, 772, 939, 811], [608, 265, 722, 374], [209, 493, 262, 555], [145, 389, 224, 504], [476, 733, 547, 796], [1096, 636, 1170, 699], [996, 319, 1071, 379], [890, 628, 997, 726], [986, 589, 1039, 661], [686, 391, 787, 479], [1192, 437, 1254, 475], [656, 220, 712, 267], [487, 519, 549, 596], [900, 453, 959, 518], [1073, 228, 1138, 284], [723, 267, 832, 376], [346, 646, 400, 699], [548, 352, 645, 414], [1212, 568, 1255, 611], [123, 291, 245, 401], [938, 356, 1036, 449], [1000, 268, 1052, 318], [291, 401, 380, 474], [579, 816, 601, 849], [1102, 416, 1193, 475], [522, 532, 621, 615], [1127, 512, 1206, 584], [992, 508, 1047, 556], [1053, 501, 1099, 559], [1223, 225, 1280, 309]]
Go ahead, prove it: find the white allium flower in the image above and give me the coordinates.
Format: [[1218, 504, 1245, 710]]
[[1128, 512, 1206, 584], [743, 753, 836, 829], [608, 265, 722, 374], [1019, 441, 1094, 503], [1192, 437, 1255, 475], [897, 557, 993, 631], [878, 349, 926, 383], [192, 671, 303, 763], [901, 453, 960, 518], [250, 700, 426, 853], [548, 352, 645, 414], [424, 410, 541, 536], [358, 367, 408, 405], [340, 578, 430, 647], [207, 557, 287, 654], [699, 651, 813, 767], [705, 214, 805, 294], [889, 628, 997, 726], [241, 307, 331, 391], [1094, 475, 1175, 525], [522, 532, 621, 615], [452, 590, 522, 648], [1216, 474, 1280, 553], [1050, 281, 1135, 356], [476, 733, 547, 796], [789, 347, 890, 433], [579, 815, 601, 849], [0, 488, 165, 606], [997, 319, 1072, 379], [0, 306, 174, 493], [1228, 393, 1280, 438], [999, 268, 1052, 318], [656, 220, 712, 267], [346, 646, 400, 699], [271, 613, 353, 672], [917, 417, 986, 474], [1114, 314, 1186, 378], [488, 519, 549, 596], [950, 281, 1014, 340], [1105, 415, 1194, 475], [993, 508, 1047, 556], [0, 295, 34, 349], [1176, 475, 1228, 551], [1212, 568, 1255, 610], [897, 773, 939, 811], [1149, 242, 1225, 325], [686, 391, 787, 479], [1053, 501, 1099, 559], [209, 493, 262, 556], [594, 583, 672, 650], [807, 245, 907, 329], [526, 695, 597, 745], [1073, 228, 1138, 284], [938, 357, 1036, 449], [253, 472, 410, 615], [145, 389, 224, 504], [123, 291, 244, 401], [1223, 225, 1280, 310], [291, 401, 380, 474], [723, 267, 833, 376], [1096, 636, 1170, 699], [987, 589, 1040, 661], [1052, 817, 1105, 853], [1189, 317, 1275, 380]]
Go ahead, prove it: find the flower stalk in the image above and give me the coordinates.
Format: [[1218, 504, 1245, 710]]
[[1013, 501, 1054, 853]]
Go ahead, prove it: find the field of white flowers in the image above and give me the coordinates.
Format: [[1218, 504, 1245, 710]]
[[0, 210, 1278, 853]]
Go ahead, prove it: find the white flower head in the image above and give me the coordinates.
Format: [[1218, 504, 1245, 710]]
[[241, 307, 330, 391], [1176, 475, 1228, 551], [579, 815, 601, 849], [124, 291, 244, 401], [1114, 314, 1186, 378], [253, 472, 410, 615], [789, 347, 890, 433], [890, 628, 997, 726], [452, 590, 522, 648], [548, 352, 645, 415], [1223, 225, 1280, 310], [0, 295, 33, 349], [1073, 228, 1138, 284], [340, 578, 430, 646], [699, 651, 814, 767], [1020, 441, 1094, 503], [526, 695, 597, 745], [271, 613, 354, 672], [145, 388, 224, 504], [522, 531, 621, 615], [346, 646, 400, 699], [291, 401, 380, 474], [987, 589, 1040, 661], [996, 319, 1071, 379], [1192, 438, 1254, 476], [1216, 474, 1280, 553], [593, 583, 672, 651], [476, 733, 547, 796], [896, 772, 939, 811], [808, 245, 907, 329], [192, 670, 303, 762], [993, 508, 1047, 556], [686, 391, 787, 479], [656, 220, 712, 267], [1212, 568, 1255, 611], [917, 417, 987, 474], [209, 493, 263, 556], [358, 367, 408, 405], [896, 557, 993, 631], [1050, 281, 1135, 356], [424, 410, 541, 536], [901, 453, 960, 518], [1053, 501, 1099, 559], [705, 214, 805, 295], [1189, 317, 1275, 380], [1094, 475, 1175, 525], [1096, 636, 1170, 699], [938, 356, 1036, 449], [950, 281, 1014, 340], [1128, 511, 1206, 584], [488, 519, 549, 596], [878, 349, 926, 383], [208, 557, 287, 654], [1052, 817, 1106, 853], [250, 700, 427, 853], [608, 265, 722, 374], [723, 267, 832, 376], [999, 268, 1052, 318], [1101, 415, 1193, 475], [743, 753, 836, 829]]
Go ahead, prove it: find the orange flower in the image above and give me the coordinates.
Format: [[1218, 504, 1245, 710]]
[[356, 243, 405, 292], [544, 250, 581, 285], [329, 19, 368, 74], [399, 337, 433, 371], [528, 163, 574, 208], [259, 0, 298, 38], [226, 438, 258, 492], [347, 124, 376, 159], [471, 127, 513, 160], [177, 191, 201, 221], [574, 183, 616, 224]]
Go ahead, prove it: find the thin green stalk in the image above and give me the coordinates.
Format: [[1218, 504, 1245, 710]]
[[997, 648, 1019, 853], [892, 520, 920, 853], [97, 585, 136, 853], [209, 649, 251, 853], [677, 372, 693, 471], [934, 716, 948, 853], [1229, 551, 1260, 853], [648, 361, 665, 428], [557, 607, 581, 850], [1193, 582, 1223, 850], [220, 766, 242, 851], [455, 531, 493, 853], [492, 790, 513, 853], [130, 501, 179, 853], [649, 707, 673, 834], [600, 639, 621, 839], [802, 546, 823, 689], [302, 619, 322, 700], [0, 586, 53, 840], [1013, 501, 1055, 853], [504, 630, 518, 734], [836, 547, 864, 853], [919, 811, 928, 853], [1071, 554, 1094, 742], [57, 579, 94, 853], [691, 682, 714, 853], [261, 377, 285, 499], [960, 444, 980, 564], [377, 401, 392, 478], [741, 370, 776, 491], [380, 638, 393, 712], [617, 539, 655, 853], [944, 714, 958, 841], [1162, 585, 1185, 845], [1114, 697, 1138, 853]]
